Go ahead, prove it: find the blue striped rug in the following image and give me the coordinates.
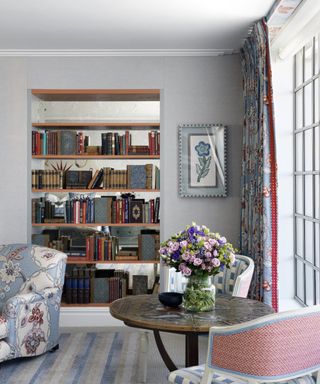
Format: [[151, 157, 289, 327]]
[[0, 328, 207, 384]]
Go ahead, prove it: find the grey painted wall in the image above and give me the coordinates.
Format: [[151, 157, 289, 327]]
[[0, 55, 243, 246]]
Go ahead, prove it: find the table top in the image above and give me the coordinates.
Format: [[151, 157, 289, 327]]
[[110, 294, 274, 334]]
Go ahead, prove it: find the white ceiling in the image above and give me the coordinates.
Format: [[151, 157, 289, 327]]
[[0, 0, 275, 53]]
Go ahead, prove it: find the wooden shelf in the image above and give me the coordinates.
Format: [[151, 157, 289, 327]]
[[32, 188, 160, 193], [66, 260, 159, 265], [32, 223, 160, 227], [32, 154, 160, 159], [32, 89, 160, 101], [32, 122, 160, 129]]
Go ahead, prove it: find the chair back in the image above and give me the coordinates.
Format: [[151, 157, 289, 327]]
[[213, 254, 254, 297], [206, 305, 320, 382], [0, 244, 67, 312]]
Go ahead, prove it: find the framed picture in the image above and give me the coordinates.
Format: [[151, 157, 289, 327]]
[[178, 123, 227, 197]]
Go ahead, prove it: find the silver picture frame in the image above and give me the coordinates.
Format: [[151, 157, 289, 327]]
[[178, 123, 227, 197]]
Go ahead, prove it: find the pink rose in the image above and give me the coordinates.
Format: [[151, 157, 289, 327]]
[[193, 258, 202, 266], [212, 258, 220, 267]]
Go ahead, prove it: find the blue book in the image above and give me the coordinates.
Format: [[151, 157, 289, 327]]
[[127, 165, 146, 189]]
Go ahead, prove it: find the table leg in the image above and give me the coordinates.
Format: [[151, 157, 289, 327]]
[[153, 330, 178, 372], [185, 333, 199, 367]]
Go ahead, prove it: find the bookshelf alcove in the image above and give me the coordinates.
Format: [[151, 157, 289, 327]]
[[30, 89, 161, 308]]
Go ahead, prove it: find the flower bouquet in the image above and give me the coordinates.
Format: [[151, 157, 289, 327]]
[[160, 223, 236, 311]]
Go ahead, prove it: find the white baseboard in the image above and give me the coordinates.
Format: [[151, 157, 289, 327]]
[[60, 307, 124, 328]]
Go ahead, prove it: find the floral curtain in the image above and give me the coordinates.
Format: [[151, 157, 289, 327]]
[[240, 19, 278, 311]]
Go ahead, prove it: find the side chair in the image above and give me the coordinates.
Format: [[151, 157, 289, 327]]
[[168, 304, 320, 384], [166, 254, 254, 298]]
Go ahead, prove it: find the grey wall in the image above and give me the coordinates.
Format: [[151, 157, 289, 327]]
[[0, 55, 243, 246]]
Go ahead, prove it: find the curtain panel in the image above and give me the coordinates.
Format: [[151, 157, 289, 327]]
[[240, 19, 278, 311]]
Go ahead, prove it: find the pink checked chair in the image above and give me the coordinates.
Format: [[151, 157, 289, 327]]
[[168, 305, 320, 384]]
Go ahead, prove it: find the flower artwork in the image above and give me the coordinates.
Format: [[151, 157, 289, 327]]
[[195, 141, 211, 183], [178, 124, 227, 197], [160, 223, 236, 278]]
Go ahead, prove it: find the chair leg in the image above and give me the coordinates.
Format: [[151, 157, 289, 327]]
[[137, 331, 149, 384], [50, 344, 59, 352]]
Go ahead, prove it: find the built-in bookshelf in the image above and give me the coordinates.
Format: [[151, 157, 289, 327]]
[[30, 89, 161, 307]]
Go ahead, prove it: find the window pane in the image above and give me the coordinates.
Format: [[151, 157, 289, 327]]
[[305, 220, 314, 263], [305, 40, 313, 81], [315, 223, 320, 267], [305, 175, 313, 217], [315, 35, 319, 76], [315, 126, 319, 170], [295, 175, 303, 214], [306, 265, 314, 306], [296, 89, 303, 129], [296, 48, 303, 87], [295, 131, 303, 171], [304, 129, 313, 171], [315, 79, 319, 124], [315, 175, 320, 220], [296, 218, 304, 257], [316, 270, 320, 304], [296, 258, 304, 301], [305, 83, 313, 127]]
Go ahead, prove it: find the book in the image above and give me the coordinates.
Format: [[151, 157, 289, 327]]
[[94, 197, 109, 223], [91, 276, 109, 303], [128, 199, 144, 223], [65, 170, 92, 189], [138, 234, 160, 261], [132, 275, 148, 295], [127, 165, 147, 189], [59, 131, 77, 155]]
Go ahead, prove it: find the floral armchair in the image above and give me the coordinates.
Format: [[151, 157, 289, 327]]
[[0, 244, 67, 363]]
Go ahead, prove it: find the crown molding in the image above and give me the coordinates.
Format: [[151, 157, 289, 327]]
[[0, 48, 237, 57]]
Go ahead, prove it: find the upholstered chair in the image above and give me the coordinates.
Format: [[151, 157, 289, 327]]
[[165, 255, 254, 298], [0, 244, 67, 363], [168, 305, 320, 384]]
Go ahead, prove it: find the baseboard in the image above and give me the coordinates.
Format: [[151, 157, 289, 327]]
[[60, 307, 124, 328]]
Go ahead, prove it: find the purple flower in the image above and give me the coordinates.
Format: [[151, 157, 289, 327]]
[[211, 258, 220, 267], [204, 242, 212, 251], [180, 240, 188, 248], [171, 242, 180, 251], [213, 250, 218, 257], [205, 251, 212, 258], [193, 258, 203, 266], [172, 251, 180, 261], [218, 237, 227, 245]]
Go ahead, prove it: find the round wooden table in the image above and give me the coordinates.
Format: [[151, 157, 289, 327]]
[[110, 294, 274, 371]]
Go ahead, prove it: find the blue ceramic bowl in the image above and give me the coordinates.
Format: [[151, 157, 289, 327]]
[[158, 292, 183, 308]]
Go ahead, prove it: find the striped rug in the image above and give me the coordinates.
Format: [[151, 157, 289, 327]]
[[0, 328, 208, 384]]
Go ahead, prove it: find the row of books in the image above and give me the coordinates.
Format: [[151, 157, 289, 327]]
[[31, 164, 160, 190], [32, 130, 160, 156], [63, 268, 129, 304], [32, 230, 160, 262], [86, 234, 119, 261], [32, 130, 89, 155], [101, 131, 160, 155], [32, 195, 160, 224]]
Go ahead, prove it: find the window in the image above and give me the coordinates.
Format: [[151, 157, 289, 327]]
[[294, 35, 320, 306]]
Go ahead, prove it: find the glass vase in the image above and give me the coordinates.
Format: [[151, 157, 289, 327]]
[[183, 274, 216, 312]]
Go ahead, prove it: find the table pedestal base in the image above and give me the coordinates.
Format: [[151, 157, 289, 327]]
[[153, 330, 199, 372]]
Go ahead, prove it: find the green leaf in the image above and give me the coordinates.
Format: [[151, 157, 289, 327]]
[[198, 157, 205, 166], [196, 164, 200, 175], [202, 169, 209, 178]]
